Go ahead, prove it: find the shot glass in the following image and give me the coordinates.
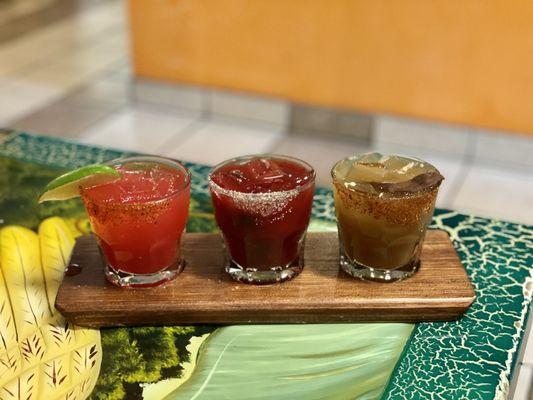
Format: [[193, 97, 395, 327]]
[[80, 156, 191, 288], [331, 153, 443, 282], [209, 154, 315, 284]]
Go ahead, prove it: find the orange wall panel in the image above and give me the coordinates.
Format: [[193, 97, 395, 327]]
[[129, 0, 533, 135]]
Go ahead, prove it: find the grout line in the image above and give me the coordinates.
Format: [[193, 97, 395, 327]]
[[3, 20, 126, 78], [71, 102, 130, 139], [201, 89, 212, 119], [265, 132, 290, 154], [210, 115, 288, 132], [70, 103, 128, 138], [4, 65, 131, 128], [152, 117, 206, 156], [128, 92, 207, 117], [133, 99, 207, 118], [464, 128, 479, 159], [470, 156, 533, 175], [0, 0, 116, 45], [369, 132, 473, 161], [98, 54, 132, 77], [7, 55, 129, 99], [442, 130, 477, 206]]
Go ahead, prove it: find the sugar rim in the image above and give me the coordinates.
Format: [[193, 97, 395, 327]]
[[330, 152, 443, 198], [208, 154, 316, 197], [101, 155, 191, 204]]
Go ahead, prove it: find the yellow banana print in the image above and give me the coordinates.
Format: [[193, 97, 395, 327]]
[[39, 217, 76, 313], [0, 218, 102, 400], [1, 227, 50, 343]]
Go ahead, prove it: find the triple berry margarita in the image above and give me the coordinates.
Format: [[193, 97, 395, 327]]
[[209, 155, 315, 284], [81, 156, 190, 287]]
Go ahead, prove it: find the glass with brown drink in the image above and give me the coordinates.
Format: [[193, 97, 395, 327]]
[[331, 153, 443, 282]]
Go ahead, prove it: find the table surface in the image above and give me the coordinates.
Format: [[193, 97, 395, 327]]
[[1, 130, 531, 400]]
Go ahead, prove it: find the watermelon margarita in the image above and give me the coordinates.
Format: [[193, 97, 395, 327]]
[[81, 156, 190, 288], [209, 155, 315, 284]]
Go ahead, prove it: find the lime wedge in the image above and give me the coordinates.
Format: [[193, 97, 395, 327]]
[[38, 164, 120, 203]]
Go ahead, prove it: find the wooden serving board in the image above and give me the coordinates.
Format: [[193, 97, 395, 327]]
[[55, 230, 475, 327]]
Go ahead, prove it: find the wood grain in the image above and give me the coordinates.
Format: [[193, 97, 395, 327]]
[[55, 230, 475, 327]]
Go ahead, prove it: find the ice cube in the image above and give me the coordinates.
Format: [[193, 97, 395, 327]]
[[247, 158, 287, 181], [345, 162, 387, 183], [228, 169, 248, 184], [358, 153, 382, 164], [381, 156, 428, 182], [246, 158, 269, 180], [259, 158, 272, 170], [261, 165, 288, 182], [334, 153, 443, 194]]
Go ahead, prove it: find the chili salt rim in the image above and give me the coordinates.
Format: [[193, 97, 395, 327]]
[[208, 153, 316, 197]]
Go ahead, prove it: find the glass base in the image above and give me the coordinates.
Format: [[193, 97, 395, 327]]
[[225, 257, 303, 284], [340, 254, 419, 282], [105, 259, 184, 288]]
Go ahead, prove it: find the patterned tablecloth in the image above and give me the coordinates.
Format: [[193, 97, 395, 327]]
[[0, 130, 531, 400]]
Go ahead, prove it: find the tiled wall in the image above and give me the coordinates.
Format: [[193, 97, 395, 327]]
[[128, 79, 533, 227], [134, 78, 533, 170]]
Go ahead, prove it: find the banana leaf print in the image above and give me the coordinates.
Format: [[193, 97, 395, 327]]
[[164, 324, 413, 400]]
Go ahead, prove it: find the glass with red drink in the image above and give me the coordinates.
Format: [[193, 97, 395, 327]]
[[209, 155, 315, 284], [80, 156, 190, 288]]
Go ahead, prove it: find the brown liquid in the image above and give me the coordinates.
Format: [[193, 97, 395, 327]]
[[333, 168, 440, 270]]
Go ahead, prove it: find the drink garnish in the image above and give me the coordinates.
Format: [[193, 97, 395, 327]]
[[38, 164, 121, 203]]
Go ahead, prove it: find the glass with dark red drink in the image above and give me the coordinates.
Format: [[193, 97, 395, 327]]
[[209, 155, 315, 284], [81, 156, 190, 288]]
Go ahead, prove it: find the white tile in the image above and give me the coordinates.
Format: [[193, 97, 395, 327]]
[[0, 78, 63, 124], [133, 79, 207, 112], [11, 52, 127, 92], [54, 40, 127, 70], [452, 161, 533, 225], [512, 364, 532, 400], [100, 32, 129, 51], [0, 47, 38, 76], [369, 142, 464, 209], [375, 115, 470, 157], [103, 61, 132, 83], [165, 118, 284, 165], [422, 155, 463, 209], [13, 64, 93, 91], [0, 0, 127, 78], [73, 0, 125, 30], [0, 0, 49, 23], [211, 90, 289, 126], [66, 79, 129, 108], [0, 13, 98, 65], [78, 107, 199, 153], [272, 134, 368, 188], [473, 128, 533, 169], [0, 28, 73, 67], [38, 1, 125, 46], [524, 324, 533, 366]]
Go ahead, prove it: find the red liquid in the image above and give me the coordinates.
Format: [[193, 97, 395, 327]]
[[210, 157, 315, 269], [81, 162, 190, 275]]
